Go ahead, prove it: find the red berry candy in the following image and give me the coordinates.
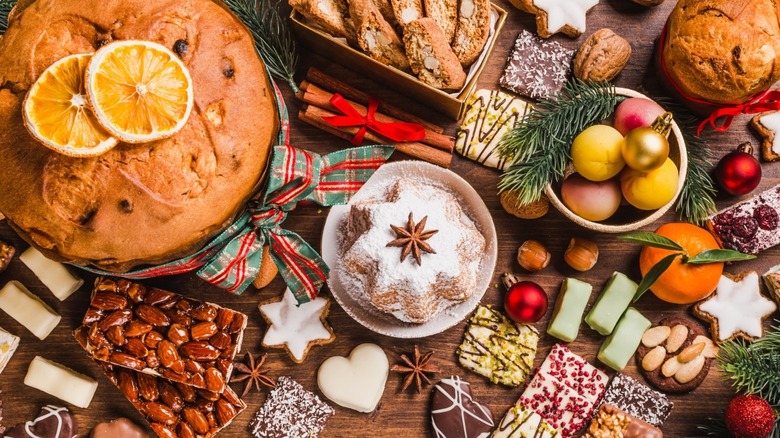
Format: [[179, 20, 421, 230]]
[[504, 281, 548, 323], [724, 394, 776, 438]]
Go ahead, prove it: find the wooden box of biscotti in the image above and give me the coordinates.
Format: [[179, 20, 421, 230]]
[[290, 0, 506, 119]]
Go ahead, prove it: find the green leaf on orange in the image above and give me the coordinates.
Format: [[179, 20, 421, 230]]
[[633, 253, 679, 302], [618, 232, 684, 252], [686, 249, 757, 264]]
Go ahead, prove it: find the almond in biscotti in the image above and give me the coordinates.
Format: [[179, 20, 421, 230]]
[[403, 18, 466, 90], [350, 0, 410, 70], [389, 0, 422, 27]]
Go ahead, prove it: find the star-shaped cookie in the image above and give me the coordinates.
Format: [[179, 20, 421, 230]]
[[751, 111, 780, 162], [513, 0, 599, 38], [694, 272, 777, 344], [259, 288, 335, 363]]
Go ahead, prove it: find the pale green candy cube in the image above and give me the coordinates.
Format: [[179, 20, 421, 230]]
[[597, 307, 651, 371], [547, 278, 593, 342], [585, 272, 637, 336]]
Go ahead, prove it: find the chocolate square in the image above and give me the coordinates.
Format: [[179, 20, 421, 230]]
[[500, 30, 574, 100], [249, 376, 334, 438], [600, 373, 673, 427]]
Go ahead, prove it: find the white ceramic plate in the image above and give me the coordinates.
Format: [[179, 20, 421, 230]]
[[321, 161, 498, 338]]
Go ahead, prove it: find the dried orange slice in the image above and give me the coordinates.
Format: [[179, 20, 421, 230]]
[[23, 54, 119, 157], [85, 40, 193, 143]]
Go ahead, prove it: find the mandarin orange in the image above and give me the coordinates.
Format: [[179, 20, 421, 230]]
[[638, 223, 722, 304]]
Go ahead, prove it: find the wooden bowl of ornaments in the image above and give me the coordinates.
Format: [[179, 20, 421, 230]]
[[545, 88, 688, 233]]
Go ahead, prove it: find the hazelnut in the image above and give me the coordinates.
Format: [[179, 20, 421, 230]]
[[563, 237, 599, 272], [517, 240, 551, 272], [500, 191, 549, 219]]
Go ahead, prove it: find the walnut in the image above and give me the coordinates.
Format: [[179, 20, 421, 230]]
[[573, 29, 632, 82]]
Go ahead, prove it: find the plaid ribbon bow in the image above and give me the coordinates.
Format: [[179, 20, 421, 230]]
[[78, 82, 394, 304]]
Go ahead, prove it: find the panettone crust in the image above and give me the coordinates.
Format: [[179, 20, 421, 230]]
[[663, 0, 780, 104], [0, 0, 278, 271]]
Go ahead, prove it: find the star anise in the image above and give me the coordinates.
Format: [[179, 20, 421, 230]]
[[230, 352, 275, 397], [386, 213, 438, 265], [390, 345, 441, 393]]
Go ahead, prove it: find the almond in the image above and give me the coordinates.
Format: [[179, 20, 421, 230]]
[[207, 411, 218, 429], [205, 367, 225, 392], [95, 347, 110, 362], [674, 355, 705, 384], [215, 398, 237, 426], [221, 387, 242, 407], [161, 368, 188, 383], [165, 310, 192, 327], [573, 28, 632, 81], [125, 338, 149, 358], [158, 340, 180, 369], [215, 309, 235, 331], [88, 323, 111, 349], [189, 373, 206, 389], [145, 330, 164, 349], [176, 382, 197, 403], [182, 407, 210, 434], [191, 303, 218, 322], [168, 324, 190, 346], [209, 332, 232, 350], [117, 369, 139, 402], [191, 322, 218, 341], [111, 352, 145, 370], [125, 320, 153, 337], [138, 372, 160, 401], [678, 342, 705, 363], [95, 278, 118, 292], [180, 341, 221, 361], [106, 325, 126, 346], [216, 359, 232, 376], [228, 314, 246, 334], [145, 288, 176, 306], [136, 304, 171, 327], [98, 309, 133, 332], [150, 424, 176, 438], [83, 308, 103, 325], [159, 381, 184, 413], [175, 299, 192, 312], [693, 335, 719, 358], [126, 283, 146, 303], [196, 388, 221, 402], [641, 326, 671, 348], [641, 345, 666, 371], [661, 356, 682, 377], [170, 359, 186, 375], [91, 291, 128, 310], [177, 422, 196, 438], [143, 402, 176, 425], [666, 325, 688, 353], [185, 360, 205, 375], [146, 351, 160, 368]]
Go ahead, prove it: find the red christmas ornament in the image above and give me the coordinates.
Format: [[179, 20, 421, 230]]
[[504, 281, 548, 323], [715, 143, 762, 196], [724, 394, 776, 438]]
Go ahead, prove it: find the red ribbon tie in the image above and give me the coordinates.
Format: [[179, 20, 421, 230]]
[[322, 93, 426, 146]]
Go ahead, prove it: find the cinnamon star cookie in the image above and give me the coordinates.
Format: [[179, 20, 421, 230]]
[[510, 0, 598, 38], [751, 111, 780, 161]]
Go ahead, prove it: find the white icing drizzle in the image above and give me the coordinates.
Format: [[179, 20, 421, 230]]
[[760, 111, 780, 154], [260, 288, 332, 361], [698, 273, 777, 340], [23, 405, 67, 438], [431, 376, 494, 438], [532, 0, 599, 34]]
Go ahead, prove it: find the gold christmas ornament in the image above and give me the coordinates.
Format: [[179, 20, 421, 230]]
[[621, 112, 673, 172]]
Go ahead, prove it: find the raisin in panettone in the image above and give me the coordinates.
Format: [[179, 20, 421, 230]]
[[0, 0, 278, 271], [660, 0, 780, 107]]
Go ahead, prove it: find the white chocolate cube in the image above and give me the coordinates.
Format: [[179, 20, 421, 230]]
[[20, 247, 84, 301], [0, 281, 61, 340], [24, 356, 98, 408], [0, 326, 19, 373]]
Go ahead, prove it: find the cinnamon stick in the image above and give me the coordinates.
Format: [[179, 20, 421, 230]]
[[304, 67, 445, 134], [298, 82, 454, 152], [299, 104, 453, 168]]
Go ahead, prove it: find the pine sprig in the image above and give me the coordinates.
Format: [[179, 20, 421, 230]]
[[497, 80, 620, 205], [718, 323, 780, 406], [688, 417, 731, 438], [0, 0, 17, 34], [651, 96, 717, 224], [223, 0, 299, 93]]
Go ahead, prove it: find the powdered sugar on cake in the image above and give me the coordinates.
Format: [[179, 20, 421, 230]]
[[338, 177, 486, 323]]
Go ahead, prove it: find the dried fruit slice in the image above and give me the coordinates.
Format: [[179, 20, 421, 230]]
[[23, 54, 119, 156], [85, 40, 193, 143]]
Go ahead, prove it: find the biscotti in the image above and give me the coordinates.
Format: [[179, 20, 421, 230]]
[[403, 18, 466, 90], [351, 0, 410, 70], [423, 0, 458, 42], [390, 0, 423, 27], [290, 0, 357, 43], [373, 0, 400, 27], [451, 0, 490, 65]]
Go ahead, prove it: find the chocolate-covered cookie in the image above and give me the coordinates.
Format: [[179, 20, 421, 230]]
[[636, 317, 716, 393], [431, 376, 494, 438], [5, 405, 77, 438], [91, 418, 147, 438]]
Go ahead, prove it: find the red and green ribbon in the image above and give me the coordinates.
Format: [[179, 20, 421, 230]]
[[78, 82, 394, 304]]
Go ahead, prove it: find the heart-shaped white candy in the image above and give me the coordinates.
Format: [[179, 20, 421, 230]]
[[317, 343, 389, 413]]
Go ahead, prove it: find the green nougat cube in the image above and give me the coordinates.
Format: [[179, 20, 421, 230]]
[[547, 278, 593, 342], [597, 307, 651, 371], [585, 272, 638, 336]]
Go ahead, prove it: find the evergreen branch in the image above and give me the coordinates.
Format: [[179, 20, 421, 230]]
[[651, 96, 717, 224], [223, 0, 299, 93], [0, 0, 17, 34], [688, 417, 731, 438], [718, 324, 780, 406], [497, 80, 619, 205]]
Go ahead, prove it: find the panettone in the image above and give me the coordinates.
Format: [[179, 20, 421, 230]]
[[0, 0, 278, 271], [661, 0, 780, 105]]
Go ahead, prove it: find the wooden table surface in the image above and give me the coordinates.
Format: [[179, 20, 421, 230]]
[[1, 0, 779, 437]]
